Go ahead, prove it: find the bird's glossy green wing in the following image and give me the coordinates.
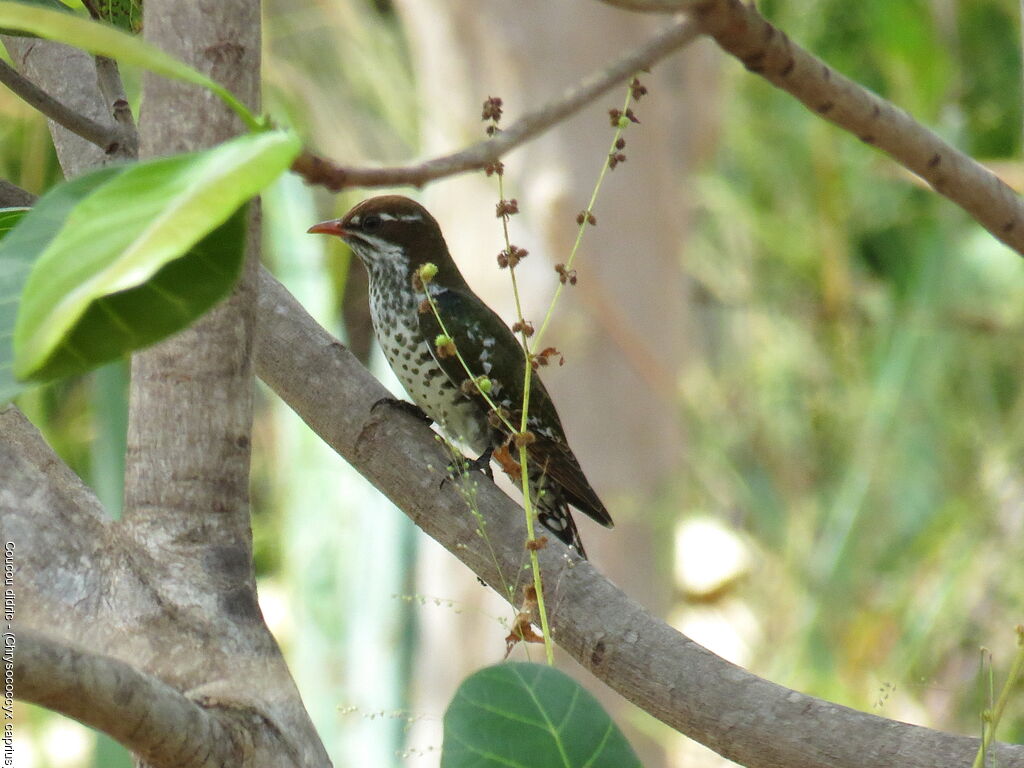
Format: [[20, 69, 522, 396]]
[[420, 288, 612, 528], [418, 287, 530, 418]]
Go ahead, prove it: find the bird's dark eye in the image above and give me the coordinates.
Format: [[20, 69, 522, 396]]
[[362, 214, 382, 232]]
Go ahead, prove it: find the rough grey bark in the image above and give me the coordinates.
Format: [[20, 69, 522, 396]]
[[0, 180, 35, 207], [1, 3, 331, 766], [115, 1, 329, 765]]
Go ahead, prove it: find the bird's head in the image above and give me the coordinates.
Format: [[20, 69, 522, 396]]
[[308, 196, 456, 284]]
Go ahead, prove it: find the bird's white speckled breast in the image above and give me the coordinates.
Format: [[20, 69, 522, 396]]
[[368, 278, 489, 455]]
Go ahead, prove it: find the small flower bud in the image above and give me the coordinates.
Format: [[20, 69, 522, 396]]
[[434, 334, 456, 358], [417, 262, 438, 284], [554, 263, 577, 286], [512, 320, 534, 337], [513, 430, 536, 448], [481, 96, 504, 122], [496, 199, 519, 218], [498, 245, 527, 269], [487, 408, 511, 429]]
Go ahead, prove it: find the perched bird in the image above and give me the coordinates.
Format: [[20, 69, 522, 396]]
[[308, 195, 612, 557]]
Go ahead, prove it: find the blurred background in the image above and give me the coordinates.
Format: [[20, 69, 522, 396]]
[[4, 0, 1023, 765]]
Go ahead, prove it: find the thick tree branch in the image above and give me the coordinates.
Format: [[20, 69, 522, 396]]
[[290, 16, 699, 190], [0, 6, 329, 767], [691, 0, 1024, 255], [0, 179, 35, 207], [15, 632, 244, 768], [0, 58, 127, 151], [253, 266, 1024, 768], [0, 406, 115, 628]]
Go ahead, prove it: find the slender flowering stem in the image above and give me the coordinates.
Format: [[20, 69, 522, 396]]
[[972, 626, 1024, 768], [421, 270, 549, 657], [418, 280, 516, 434], [533, 84, 637, 351], [495, 174, 555, 666]]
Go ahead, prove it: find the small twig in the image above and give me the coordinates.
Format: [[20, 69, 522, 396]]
[[597, 0, 691, 10], [0, 179, 37, 208], [0, 58, 128, 153], [93, 55, 138, 158], [15, 631, 237, 768], [290, 17, 699, 190]]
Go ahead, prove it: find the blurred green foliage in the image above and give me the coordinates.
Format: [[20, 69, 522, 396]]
[[686, 0, 1024, 741]]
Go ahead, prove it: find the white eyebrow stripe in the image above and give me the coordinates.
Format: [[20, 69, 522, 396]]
[[377, 212, 423, 222]]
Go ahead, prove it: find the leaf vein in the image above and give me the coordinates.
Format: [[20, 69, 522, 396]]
[[446, 729, 531, 768]]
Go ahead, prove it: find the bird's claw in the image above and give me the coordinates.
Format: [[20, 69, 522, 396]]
[[439, 446, 495, 488]]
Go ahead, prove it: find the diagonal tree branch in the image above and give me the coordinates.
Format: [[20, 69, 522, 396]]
[[0, 58, 129, 153], [15, 631, 244, 768], [691, 0, 1024, 255], [253, 265, 1024, 768], [597, 0, 1024, 257], [0, 179, 35, 207], [290, 16, 699, 190]]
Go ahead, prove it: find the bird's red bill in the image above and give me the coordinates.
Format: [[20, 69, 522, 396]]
[[307, 220, 347, 236]]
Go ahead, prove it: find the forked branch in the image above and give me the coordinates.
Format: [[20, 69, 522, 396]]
[[0, 58, 130, 153], [15, 632, 237, 768]]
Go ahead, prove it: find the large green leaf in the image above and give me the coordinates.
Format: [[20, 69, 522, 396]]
[[12, 129, 301, 381], [0, 0, 71, 33], [0, 168, 126, 402], [442, 663, 641, 768], [0, 208, 30, 235], [0, 207, 32, 402], [30, 206, 248, 380], [0, 2, 258, 128]]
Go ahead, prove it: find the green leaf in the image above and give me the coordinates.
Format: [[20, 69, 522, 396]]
[[0, 208, 30, 234], [0, 169, 126, 403], [0, 0, 71, 34], [0, 207, 33, 402], [87, 0, 143, 33], [0, 2, 259, 129], [442, 663, 642, 768], [12, 129, 301, 381], [29, 205, 247, 380]]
